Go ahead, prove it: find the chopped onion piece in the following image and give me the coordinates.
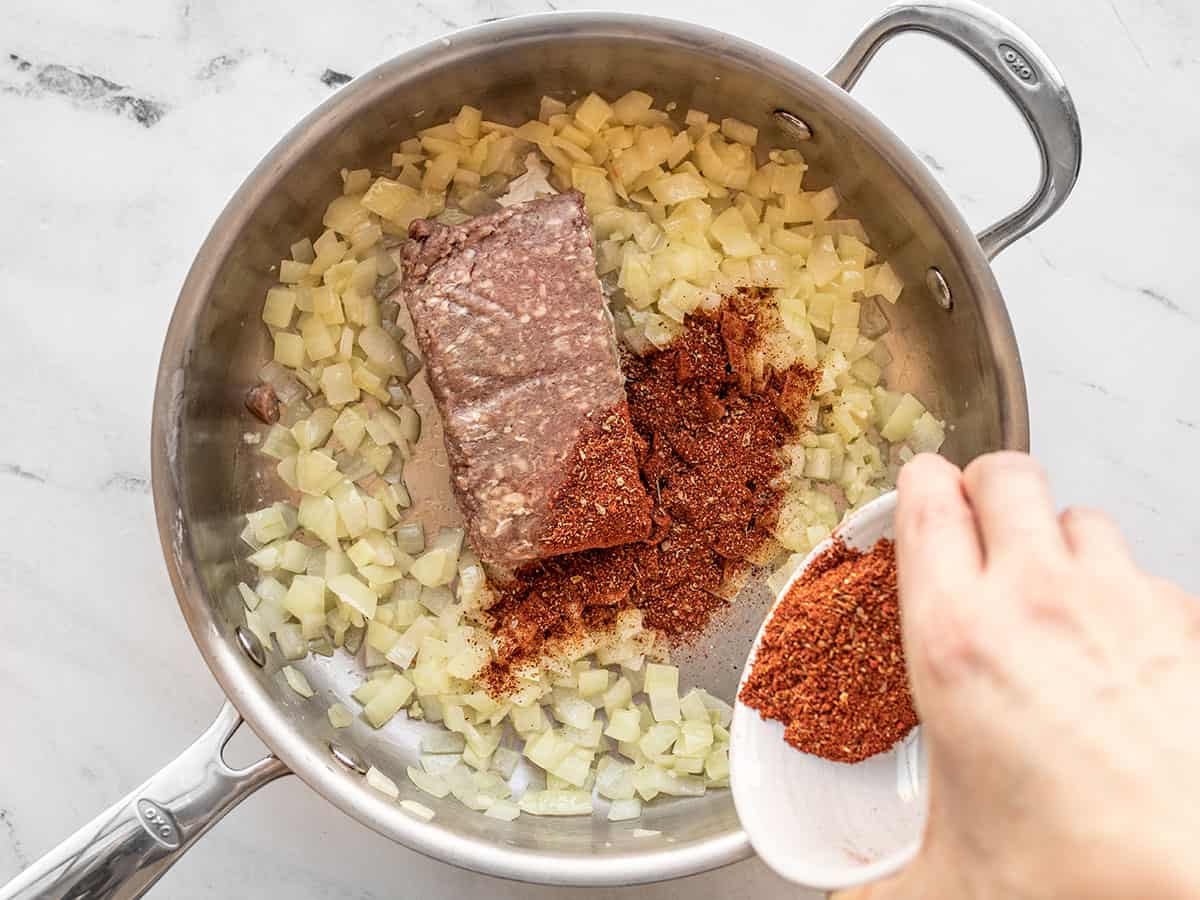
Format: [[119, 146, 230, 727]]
[[907, 411, 946, 453], [237, 582, 260, 611], [246, 542, 281, 571], [577, 669, 610, 698], [327, 573, 378, 619], [676, 720, 714, 758], [699, 692, 734, 728], [491, 746, 521, 779], [327, 703, 353, 729], [363, 674, 414, 728], [561, 719, 604, 750], [365, 766, 399, 799], [596, 758, 636, 801], [648, 689, 681, 724], [274, 624, 307, 661], [279, 540, 310, 573], [880, 393, 926, 442], [704, 747, 731, 782], [602, 676, 633, 715], [409, 547, 457, 587], [639, 723, 679, 757], [419, 584, 454, 615], [484, 798, 521, 821], [643, 663, 679, 695], [472, 770, 511, 799], [400, 799, 436, 821], [281, 665, 314, 698], [445, 763, 491, 810], [298, 495, 339, 550], [407, 765, 451, 798], [420, 753, 462, 775], [679, 690, 709, 722], [607, 797, 642, 821], [604, 707, 642, 743], [511, 704, 549, 735], [552, 694, 596, 731], [655, 769, 706, 797], [550, 747, 593, 787], [393, 522, 425, 555], [524, 730, 572, 771], [422, 731, 466, 754], [632, 766, 660, 801], [518, 789, 593, 817]]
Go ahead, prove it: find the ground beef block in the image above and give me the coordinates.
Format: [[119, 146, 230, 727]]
[[400, 191, 652, 572]]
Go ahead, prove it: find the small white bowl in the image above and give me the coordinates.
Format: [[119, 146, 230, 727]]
[[730, 491, 927, 891]]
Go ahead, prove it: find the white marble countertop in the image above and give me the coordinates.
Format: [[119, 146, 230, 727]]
[[2, 0, 1197, 897]]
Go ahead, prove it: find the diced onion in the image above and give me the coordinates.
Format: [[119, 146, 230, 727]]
[[422, 731, 466, 754], [365, 766, 400, 799], [518, 789, 593, 817], [282, 665, 314, 698], [607, 798, 642, 821], [484, 798, 521, 821], [407, 765, 451, 798], [420, 753, 462, 775], [363, 674, 414, 727], [393, 523, 425, 554], [400, 799, 436, 821]]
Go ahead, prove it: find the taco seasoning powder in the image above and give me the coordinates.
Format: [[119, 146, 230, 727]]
[[738, 538, 917, 764], [479, 288, 819, 695]]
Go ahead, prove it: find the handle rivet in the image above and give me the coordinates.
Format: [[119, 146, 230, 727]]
[[926, 267, 953, 310], [235, 626, 267, 668], [1020, 67, 1032, 79], [329, 742, 368, 774], [1004, 50, 1017, 62], [773, 109, 813, 141]]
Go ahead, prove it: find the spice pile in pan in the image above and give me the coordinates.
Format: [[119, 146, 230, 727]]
[[481, 287, 820, 693], [739, 537, 917, 763]]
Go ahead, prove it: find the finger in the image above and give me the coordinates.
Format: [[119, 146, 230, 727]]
[[961, 451, 1065, 563], [896, 454, 983, 614], [1058, 506, 1131, 562]]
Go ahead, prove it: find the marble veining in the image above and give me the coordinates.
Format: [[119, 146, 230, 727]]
[[2, 0, 1198, 898], [4, 52, 167, 126]]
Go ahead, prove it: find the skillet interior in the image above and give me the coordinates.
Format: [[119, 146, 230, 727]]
[[153, 12, 1025, 886]]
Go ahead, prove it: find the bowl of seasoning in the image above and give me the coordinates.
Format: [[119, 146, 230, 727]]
[[730, 490, 926, 891]]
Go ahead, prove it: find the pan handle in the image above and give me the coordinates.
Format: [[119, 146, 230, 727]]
[[0, 702, 288, 900], [825, 0, 1082, 260]]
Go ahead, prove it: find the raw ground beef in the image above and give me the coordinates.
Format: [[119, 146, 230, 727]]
[[400, 191, 652, 572]]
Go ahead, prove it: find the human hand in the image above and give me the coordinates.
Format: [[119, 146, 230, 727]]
[[834, 452, 1200, 900]]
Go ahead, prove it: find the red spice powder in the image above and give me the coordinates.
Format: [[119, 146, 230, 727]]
[[738, 538, 917, 764], [480, 288, 818, 693], [536, 401, 654, 557]]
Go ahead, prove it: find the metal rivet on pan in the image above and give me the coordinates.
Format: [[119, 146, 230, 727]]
[[235, 626, 266, 668], [773, 110, 813, 141], [329, 742, 368, 774], [926, 267, 953, 310]]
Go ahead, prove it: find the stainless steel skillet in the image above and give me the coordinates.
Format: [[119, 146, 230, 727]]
[[1, 3, 1078, 896]]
